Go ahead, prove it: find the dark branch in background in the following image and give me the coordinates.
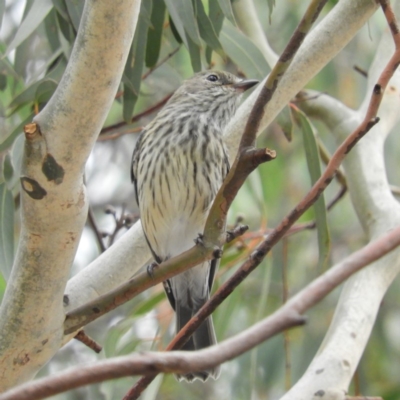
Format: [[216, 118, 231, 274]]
[[87, 206, 106, 253], [3, 225, 400, 400]]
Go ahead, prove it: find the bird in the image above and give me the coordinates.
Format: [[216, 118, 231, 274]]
[[131, 70, 258, 381]]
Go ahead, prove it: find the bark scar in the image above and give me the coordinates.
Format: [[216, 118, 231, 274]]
[[42, 153, 65, 184]]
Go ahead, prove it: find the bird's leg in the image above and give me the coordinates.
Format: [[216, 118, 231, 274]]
[[194, 233, 205, 246], [213, 246, 223, 259], [146, 261, 159, 278]]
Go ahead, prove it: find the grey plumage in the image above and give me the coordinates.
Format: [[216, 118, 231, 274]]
[[131, 71, 258, 381]]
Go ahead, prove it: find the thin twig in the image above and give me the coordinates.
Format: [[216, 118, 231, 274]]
[[74, 330, 102, 353], [87, 207, 106, 253]]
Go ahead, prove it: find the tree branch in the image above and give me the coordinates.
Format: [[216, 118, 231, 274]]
[[0, 0, 142, 389], [3, 225, 400, 400]]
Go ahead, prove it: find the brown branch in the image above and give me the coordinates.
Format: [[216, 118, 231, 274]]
[[87, 206, 106, 253], [3, 225, 400, 400], [74, 330, 102, 354]]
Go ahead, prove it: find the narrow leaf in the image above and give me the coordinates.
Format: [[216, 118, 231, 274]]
[[276, 105, 294, 142], [187, 34, 202, 73], [217, 0, 236, 25], [0, 113, 34, 153], [123, 0, 152, 121], [220, 22, 269, 79], [2, 153, 13, 183], [293, 107, 330, 269], [145, 0, 166, 68], [0, 0, 5, 30], [195, 0, 223, 57], [0, 183, 14, 281], [206, 0, 224, 63], [164, 0, 201, 46], [4, 0, 53, 56], [131, 291, 165, 316], [65, 0, 84, 32]]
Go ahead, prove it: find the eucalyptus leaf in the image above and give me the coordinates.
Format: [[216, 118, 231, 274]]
[[65, 0, 84, 32], [0, 113, 34, 153], [145, 0, 165, 68], [164, 0, 201, 46], [123, 0, 152, 121], [276, 105, 294, 142], [131, 291, 165, 316], [0, 183, 14, 281], [44, 9, 61, 52], [220, 22, 269, 79], [267, 0, 276, 22], [9, 58, 65, 111], [293, 107, 330, 269], [0, 0, 5, 30], [186, 33, 202, 73], [195, 0, 223, 58], [206, 0, 225, 63], [4, 0, 53, 56], [2, 154, 13, 184], [217, 0, 236, 25], [51, 0, 69, 21]]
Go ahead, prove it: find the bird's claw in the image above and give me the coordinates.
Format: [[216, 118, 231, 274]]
[[213, 247, 223, 259], [194, 233, 205, 246], [147, 261, 158, 278]]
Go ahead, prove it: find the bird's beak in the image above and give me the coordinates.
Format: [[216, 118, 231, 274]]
[[233, 79, 259, 91]]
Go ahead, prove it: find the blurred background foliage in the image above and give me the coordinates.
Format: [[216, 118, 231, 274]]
[[0, 0, 400, 399]]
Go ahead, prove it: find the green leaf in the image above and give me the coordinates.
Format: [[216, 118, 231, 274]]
[[65, 0, 84, 32], [4, 0, 53, 56], [164, 0, 201, 46], [169, 16, 183, 44], [275, 105, 294, 142], [187, 33, 202, 72], [293, 107, 330, 269], [131, 291, 165, 316], [9, 57, 65, 112], [220, 21, 269, 79], [206, 0, 225, 63], [52, 0, 69, 21], [195, 0, 223, 60], [123, 0, 152, 121], [2, 154, 13, 183], [145, 0, 166, 68], [267, 0, 276, 22], [0, 183, 14, 281], [0, 113, 34, 153], [44, 9, 61, 52], [0, 0, 5, 30], [217, 0, 236, 25]]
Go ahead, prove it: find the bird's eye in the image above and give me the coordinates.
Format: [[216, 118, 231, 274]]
[[206, 74, 218, 82]]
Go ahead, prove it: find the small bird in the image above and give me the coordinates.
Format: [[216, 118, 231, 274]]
[[131, 71, 258, 381]]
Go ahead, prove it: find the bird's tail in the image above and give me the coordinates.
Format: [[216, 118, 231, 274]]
[[175, 303, 220, 382]]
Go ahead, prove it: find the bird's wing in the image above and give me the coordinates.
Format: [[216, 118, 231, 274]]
[[131, 130, 163, 264], [130, 130, 145, 206]]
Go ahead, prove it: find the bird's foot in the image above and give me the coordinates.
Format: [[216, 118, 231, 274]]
[[146, 261, 159, 278], [194, 233, 205, 246], [213, 246, 223, 259]]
